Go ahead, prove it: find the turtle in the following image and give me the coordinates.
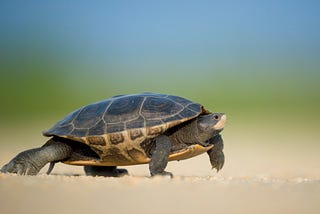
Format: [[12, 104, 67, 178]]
[[1, 93, 226, 177]]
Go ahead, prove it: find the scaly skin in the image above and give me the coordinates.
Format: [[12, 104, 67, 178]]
[[0, 140, 72, 175], [207, 134, 225, 172]]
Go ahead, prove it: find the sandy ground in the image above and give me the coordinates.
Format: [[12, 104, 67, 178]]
[[1, 128, 320, 214]]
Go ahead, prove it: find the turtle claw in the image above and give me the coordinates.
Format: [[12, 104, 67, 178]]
[[151, 171, 173, 178]]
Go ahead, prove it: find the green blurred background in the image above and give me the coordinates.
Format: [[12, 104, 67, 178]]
[[0, 1, 319, 146]]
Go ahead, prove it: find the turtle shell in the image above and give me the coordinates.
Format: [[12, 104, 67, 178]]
[[43, 93, 211, 165]]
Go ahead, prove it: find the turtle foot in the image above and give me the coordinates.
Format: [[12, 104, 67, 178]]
[[1, 149, 45, 175], [84, 166, 129, 177], [210, 151, 225, 172], [207, 134, 225, 172]]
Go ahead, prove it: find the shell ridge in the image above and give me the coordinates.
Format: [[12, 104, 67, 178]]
[[88, 119, 103, 130], [185, 102, 202, 113], [124, 114, 143, 126], [138, 96, 147, 128], [164, 96, 185, 109], [102, 99, 114, 124], [70, 107, 85, 125]]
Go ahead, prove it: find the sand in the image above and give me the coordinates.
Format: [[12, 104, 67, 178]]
[[1, 130, 320, 214]]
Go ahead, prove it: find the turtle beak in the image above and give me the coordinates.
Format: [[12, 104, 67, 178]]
[[213, 113, 226, 130]]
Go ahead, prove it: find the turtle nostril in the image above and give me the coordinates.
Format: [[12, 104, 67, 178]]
[[214, 114, 219, 120]]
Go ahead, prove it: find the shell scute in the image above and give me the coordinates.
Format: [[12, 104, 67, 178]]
[[126, 116, 145, 129], [147, 126, 164, 137], [167, 95, 193, 106], [145, 119, 164, 127], [71, 128, 88, 137], [141, 97, 183, 119], [129, 129, 144, 141], [74, 100, 110, 128], [87, 136, 107, 146], [87, 120, 106, 136], [108, 133, 125, 145], [187, 103, 203, 113], [106, 123, 125, 133], [104, 96, 143, 123], [162, 114, 184, 123]]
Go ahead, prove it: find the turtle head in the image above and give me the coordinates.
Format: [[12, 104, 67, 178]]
[[196, 113, 226, 143]]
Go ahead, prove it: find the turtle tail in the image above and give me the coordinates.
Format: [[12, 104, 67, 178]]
[[46, 162, 56, 175]]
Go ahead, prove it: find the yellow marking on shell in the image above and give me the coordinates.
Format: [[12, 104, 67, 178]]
[[129, 128, 144, 140], [147, 126, 163, 137], [63, 160, 106, 166], [75, 129, 150, 166], [107, 132, 124, 144], [64, 144, 214, 166], [63, 153, 150, 166], [168, 144, 213, 161]]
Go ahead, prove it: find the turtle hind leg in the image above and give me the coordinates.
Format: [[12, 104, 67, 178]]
[[0, 138, 73, 175], [1, 148, 46, 175], [84, 166, 128, 177]]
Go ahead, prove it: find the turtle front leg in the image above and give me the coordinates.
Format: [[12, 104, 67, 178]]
[[207, 134, 225, 172], [149, 135, 173, 178], [1, 139, 72, 175], [84, 166, 128, 177]]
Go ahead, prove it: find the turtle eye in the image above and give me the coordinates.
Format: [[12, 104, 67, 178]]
[[213, 114, 219, 120]]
